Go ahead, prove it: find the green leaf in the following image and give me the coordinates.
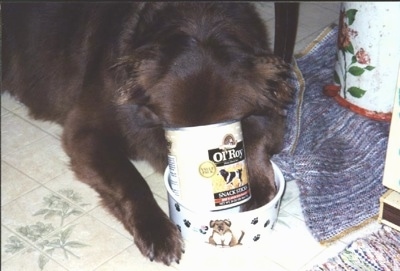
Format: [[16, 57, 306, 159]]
[[60, 225, 75, 243], [365, 66, 375, 71], [346, 9, 358, 25], [33, 209, 50, 216], [348, 87, 366, 98], [348, 66, 365, 76], [65, 241, 88, 248], [44, 210, 61, 220], [38, 254, 50, 271], [345, 42, 354, 54], [334, 70, 341, 84], [351, 55, 357, 64]]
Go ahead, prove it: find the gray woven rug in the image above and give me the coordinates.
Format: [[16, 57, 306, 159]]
[[308, 226, 400, 270], [272, 25, 390, 242]]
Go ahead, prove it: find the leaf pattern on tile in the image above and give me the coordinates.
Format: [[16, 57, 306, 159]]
[[58, 189, 91, 208], [33, 189, 89, 226], [4, 236, 26, 254], [17, 222, 55, 242], [4, 189, 90, 270], [37, 225, 89, 259]]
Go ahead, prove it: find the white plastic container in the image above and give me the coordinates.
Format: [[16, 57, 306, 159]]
[[164, 161, 285, 247]]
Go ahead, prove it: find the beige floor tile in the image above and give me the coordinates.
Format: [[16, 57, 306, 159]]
[[177, 239, 288, 271], [95, 245, 178, 271], [300, 240, 348, 271], [45, 215, 131, 271], [1, 92, 24, 112], [1, 161, 40, 206], [146, 172, 168, 200], [88, 206, 132, 240], [131, 159, 157, 178], [1, 113, 49, 156], [3, 135, 70, 184], [2, 225, 67, 271], [1, 226, 28, 263], [281, 195, 305, 222], [337, 220, 383, 244], [280, 180, 300, 208], [261, 212, 327, 271], [44, 170, 101, 212], [13, 106, 64, 139], [1, 106, 11, 117], [1, 186, 85, 235], [1, 247, 67, 271]]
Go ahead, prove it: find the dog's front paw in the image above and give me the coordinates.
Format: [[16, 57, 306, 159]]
[[133, 211, 184, 265], [240, 180, 276, 212]]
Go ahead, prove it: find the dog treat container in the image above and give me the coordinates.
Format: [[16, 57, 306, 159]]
[[164, 161, 285, 247], [165, 120, 251, 211]]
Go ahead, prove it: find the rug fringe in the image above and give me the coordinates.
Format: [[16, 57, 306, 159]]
[[295, 23, 338, 59], [319, 215, 380, 246], [288, 59, 305, 155]]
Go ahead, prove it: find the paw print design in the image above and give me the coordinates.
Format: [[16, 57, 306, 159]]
[[199, 225, 209, 234], [176, 225, 182, 232], [264, 219, 270, 228], [253, 234, 260, 242], [275, 200, 280, 209], [175, 203, 181, 212], [184, 219, 191, 228], [251, 217, 258, 225]]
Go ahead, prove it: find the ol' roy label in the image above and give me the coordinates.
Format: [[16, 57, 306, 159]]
[[206, 136, 250, 207], [165, 120, 251, 211]]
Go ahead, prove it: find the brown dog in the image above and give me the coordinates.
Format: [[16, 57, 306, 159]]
[[2, 3, 293, 265]]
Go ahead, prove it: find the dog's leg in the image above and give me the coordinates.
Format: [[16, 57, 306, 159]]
[[240, 114, 283, 210], [62, 108, 183, 265]]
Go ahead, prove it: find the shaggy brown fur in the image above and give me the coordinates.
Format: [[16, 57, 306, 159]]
[[2, 3, 293, 265]]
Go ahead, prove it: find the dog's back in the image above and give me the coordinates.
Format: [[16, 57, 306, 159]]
[[2, 3, 141, 123]]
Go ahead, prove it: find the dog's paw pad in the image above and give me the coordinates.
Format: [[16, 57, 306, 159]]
[[251, 217, 258, 225], [175, 203, 181, 212]]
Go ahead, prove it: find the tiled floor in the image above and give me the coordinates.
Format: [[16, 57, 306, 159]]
[[1, 2, 384, 271]]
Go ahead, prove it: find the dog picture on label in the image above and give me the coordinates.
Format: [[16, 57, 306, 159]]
[[208, 219, 244, 247]]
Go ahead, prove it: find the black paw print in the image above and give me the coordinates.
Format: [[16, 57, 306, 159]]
[[251, 217, 258, 225], [253, 234, 260, 242], [199, 225, 209, 234], [175, 203, 181, 212], [184, 219, 191, 228], [275, 201, 280, 209], [264, 219, 270, 228]]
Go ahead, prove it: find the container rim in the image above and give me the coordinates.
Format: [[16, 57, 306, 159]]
[[164, 119, 240, 131]]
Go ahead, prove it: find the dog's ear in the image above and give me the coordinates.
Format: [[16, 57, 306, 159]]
[[210, 220, 216, 228], [110, 51, 162, 126], [223, 219, 231, 227], [251, 55, 294, 115]]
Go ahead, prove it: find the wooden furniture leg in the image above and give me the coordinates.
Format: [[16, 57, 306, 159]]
[[274, 3, 300, 63]]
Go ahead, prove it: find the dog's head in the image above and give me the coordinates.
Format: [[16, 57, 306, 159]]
[[210, 219, 232, 235], [112, 3, 293, 128], [219, 169, 229, 179]]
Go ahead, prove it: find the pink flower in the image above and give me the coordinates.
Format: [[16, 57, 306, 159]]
[[355, 48, 371, 65]]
